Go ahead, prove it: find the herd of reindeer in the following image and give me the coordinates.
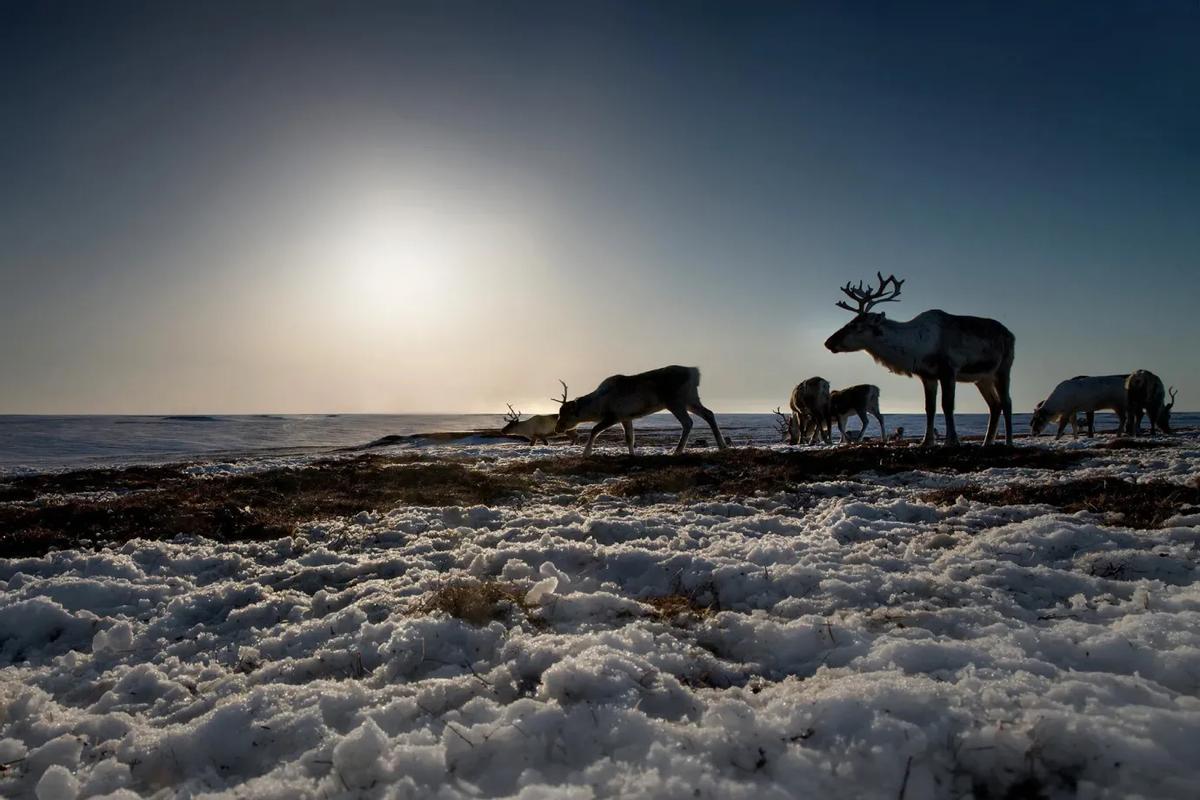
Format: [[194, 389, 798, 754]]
[[499, 274, 1179, 456]]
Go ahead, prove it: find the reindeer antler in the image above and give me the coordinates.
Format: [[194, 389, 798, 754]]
[[504, 404, 522, 424], [552, 379, 569, 405], [1167, 386, 1178, 407], [772, 406, 791, 442], [835, 272, 905, 315]]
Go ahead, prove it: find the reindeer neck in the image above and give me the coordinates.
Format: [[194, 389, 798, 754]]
[[863, 316, 932, 375]]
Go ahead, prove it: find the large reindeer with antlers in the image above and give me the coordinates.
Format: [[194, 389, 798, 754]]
[[824, 273, 1015, 446], [554, 366, 728, 456]]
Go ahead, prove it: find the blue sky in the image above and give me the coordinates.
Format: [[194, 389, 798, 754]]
[[2, 1, 1197, 413]]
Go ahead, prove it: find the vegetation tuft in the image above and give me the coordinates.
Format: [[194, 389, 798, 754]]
[[416, 580, 530, 626]]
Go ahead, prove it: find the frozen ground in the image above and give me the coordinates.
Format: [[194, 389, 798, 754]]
[[1, 436, 1199, 799]]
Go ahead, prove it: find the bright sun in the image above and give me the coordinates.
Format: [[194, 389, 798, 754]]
[[331, 209, 460, 319]]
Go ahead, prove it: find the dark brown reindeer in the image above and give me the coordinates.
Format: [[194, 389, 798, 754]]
[[554, 366, 728, 456], [1125, 371, 1176, 435], [824, 273, 1015, 446]]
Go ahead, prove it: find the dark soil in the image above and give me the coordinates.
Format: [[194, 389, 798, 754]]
[[924, 476, 1200, 529], [505, 445, 1086, 499], [0, 456, 530, 558]]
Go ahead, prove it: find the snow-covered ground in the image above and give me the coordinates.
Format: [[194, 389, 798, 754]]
[[2, 437, 1199, 799]]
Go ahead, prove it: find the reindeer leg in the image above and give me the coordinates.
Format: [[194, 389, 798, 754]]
[[621, 420, 636, 456], [689, 402, 728, 449], [1086, 411, 1095, 438], [835, 414, 847, 444], [668, 406, 693, 455], [920, 377, 938, 447], [979, 381, 1000, 446], [998, 369, 1013, 446], [1054, 415, 1068, 441], [583, 417, 617, 457], [939, 374, 959, 446]]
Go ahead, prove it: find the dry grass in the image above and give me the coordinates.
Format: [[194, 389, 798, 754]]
[[924, 477, 1200, 529], [0, 456, 531, 558], [415, 580, 530, 625], [643, 592, 720, 621]]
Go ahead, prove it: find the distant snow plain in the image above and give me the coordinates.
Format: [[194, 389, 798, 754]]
[[2, 435, 1199, 800]]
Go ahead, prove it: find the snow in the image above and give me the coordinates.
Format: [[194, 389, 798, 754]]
[[1, 435, 1198, 798]]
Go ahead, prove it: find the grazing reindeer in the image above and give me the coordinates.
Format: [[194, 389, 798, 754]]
[[500, 404, 575, 446], [824, 273, 1015, 446], [1030, 375, 1128, 439], [554, 366, 728, 456], [1125, 371, 1176, 435], [829, 384, 885, 443], [789, 377, 832, 445]]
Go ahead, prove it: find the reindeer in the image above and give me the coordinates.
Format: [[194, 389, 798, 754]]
[[1125, 371, 1176, 435], [553, 366, 728, 456], [829, 384, 885, 443], [789, 377, 832, 445], [824, 273, 1015, 446], [1030, 375, 1128, 439], [500, 402, 576, 446]]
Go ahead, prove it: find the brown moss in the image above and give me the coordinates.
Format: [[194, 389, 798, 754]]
[[508, 445, 1085, 500], [416, 580, 529, 625], [0, 456, 530, 558], [1098, 438, 1179, 451], [924, 477, 1200, 529]]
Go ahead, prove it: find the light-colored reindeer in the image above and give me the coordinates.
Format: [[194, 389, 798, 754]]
[[1030, 375, 1128, 439], [829, 384, 885, 443], [824, 273, 1015, 446], [500, 401, 577, 446], [554, 366, 728, 456]]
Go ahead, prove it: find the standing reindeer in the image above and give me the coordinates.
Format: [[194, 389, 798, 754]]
[[829, 384, 885, 443], [824, 273, 1015, 446], [554, 366, 728, 456]]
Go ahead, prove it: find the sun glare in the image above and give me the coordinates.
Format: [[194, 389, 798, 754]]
[[328, 208, 462, 321]]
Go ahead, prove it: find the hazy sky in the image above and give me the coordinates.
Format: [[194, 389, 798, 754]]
[[2, 1, 1197, 414]]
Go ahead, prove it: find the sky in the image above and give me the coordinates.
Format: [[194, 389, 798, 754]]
[[1, 1, 1198, 415]]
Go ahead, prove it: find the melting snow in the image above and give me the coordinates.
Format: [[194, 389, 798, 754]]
[[1, 437, 1198, 798]]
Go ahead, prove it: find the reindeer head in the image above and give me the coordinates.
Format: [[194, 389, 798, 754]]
[[824, 272, 905, 353], [500, 404, 522, 434], [1030, 401, 1051, 436], [551, 380, 579, 432], [1158, 386, 1178, 433]]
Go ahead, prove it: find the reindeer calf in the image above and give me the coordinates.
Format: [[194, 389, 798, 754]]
[[829, 384, 885, 443]]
